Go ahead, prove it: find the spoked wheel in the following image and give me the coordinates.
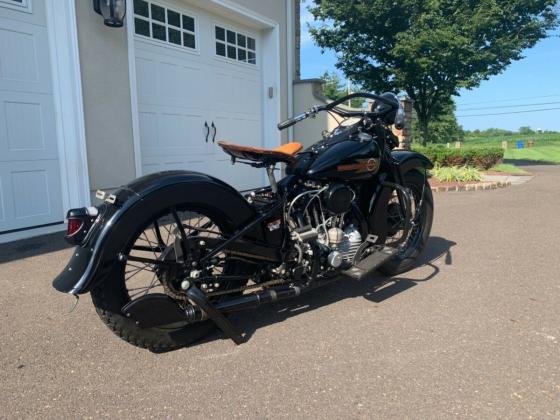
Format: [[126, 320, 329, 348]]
[[90, 206, 249, 352], [379, 170, 433, 276]]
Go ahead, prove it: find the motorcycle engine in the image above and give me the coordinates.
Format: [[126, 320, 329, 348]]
[[287, 182, 362, 271], [325, 225, 362, 266]]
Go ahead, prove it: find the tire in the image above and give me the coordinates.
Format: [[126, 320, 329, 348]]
[[379, 169, 433, 276], [90, 206, 247, 352], [91, 274, 218, 352]]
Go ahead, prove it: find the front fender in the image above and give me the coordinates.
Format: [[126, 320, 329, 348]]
[[53, 171, 257, 295], [391, 150, 434, 175]]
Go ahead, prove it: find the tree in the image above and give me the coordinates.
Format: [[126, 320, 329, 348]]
[[519, 126, 535, 135], [320, 71, 365, 108], [412, 101, 464, 144], [309, 0, 558, 145]]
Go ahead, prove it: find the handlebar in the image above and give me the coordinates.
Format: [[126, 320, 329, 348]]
[[277, 107, 323, 130], [277, 92, 403, 131]]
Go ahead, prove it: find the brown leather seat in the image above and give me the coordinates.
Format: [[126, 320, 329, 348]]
[[217, 141, 303, 163]]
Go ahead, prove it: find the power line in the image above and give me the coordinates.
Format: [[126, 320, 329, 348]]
[[455, 93, 560, 107], [457, 100, 560, 111], [458, 107, 560, 117]]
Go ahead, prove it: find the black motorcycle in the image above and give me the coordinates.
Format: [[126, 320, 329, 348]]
[[53, 92, 433, 351]]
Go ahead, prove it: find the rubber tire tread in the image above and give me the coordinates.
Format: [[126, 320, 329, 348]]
[[379, 169, 434, 276]]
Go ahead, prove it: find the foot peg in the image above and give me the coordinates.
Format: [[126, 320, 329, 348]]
[[185, 285, 245, 345], [342, 246, 397, 280]]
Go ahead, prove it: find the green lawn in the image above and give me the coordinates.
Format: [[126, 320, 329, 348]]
[[503, 145, 560, 164], [459, 133, 560, 164], [489, 163, 529, 174]]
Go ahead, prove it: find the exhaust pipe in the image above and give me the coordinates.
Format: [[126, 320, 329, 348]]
[[184, 284, 302, 322]]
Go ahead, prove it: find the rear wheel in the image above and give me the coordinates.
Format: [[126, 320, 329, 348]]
[[379, 170, 433, 276], [90, 206, 249, 352]]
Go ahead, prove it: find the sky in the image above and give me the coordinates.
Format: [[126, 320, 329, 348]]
[[299, 1, 560, 131]]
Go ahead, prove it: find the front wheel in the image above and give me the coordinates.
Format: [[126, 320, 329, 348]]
[[379, 169, 433, 276]]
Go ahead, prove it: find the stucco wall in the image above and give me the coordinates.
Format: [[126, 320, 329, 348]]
[[75, 1, 136, 195], [293, 79, 364, 148], [75, 0, 293, 199], [293, 79, 328, 148]]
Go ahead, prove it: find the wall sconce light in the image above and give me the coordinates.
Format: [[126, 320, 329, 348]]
[[93, 0, 126, 28]]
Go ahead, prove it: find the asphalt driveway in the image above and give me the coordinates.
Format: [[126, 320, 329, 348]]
[[1, 164, 559, 418]]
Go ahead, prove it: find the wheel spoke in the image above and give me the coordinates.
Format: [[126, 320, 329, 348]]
[[127, 254, 178, 267], [171, 208, 189, 260]]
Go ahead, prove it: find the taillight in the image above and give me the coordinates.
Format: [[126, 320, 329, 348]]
[[67, 218, 84, 237], [65, 207, 99, 245]]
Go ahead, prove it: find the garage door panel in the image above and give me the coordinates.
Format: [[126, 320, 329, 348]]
[[139, 106, 208, 158], [211, 113, 263, 190], [136, 52, 204, 109], [135, 57, 159, 102], [0, 91, 58, 162], [0, 176, 5, 222], [0, 17, 52, 95], [157, 112, 206, 150], [212, 114, 261, 149], [0, 160, 63, 233], [141, 157, 207, 175]]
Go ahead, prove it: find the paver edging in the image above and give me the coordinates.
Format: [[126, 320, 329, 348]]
[[430, 180, 511, 192]]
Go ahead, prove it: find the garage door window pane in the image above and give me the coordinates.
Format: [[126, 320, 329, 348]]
[[216, 42, 226, 57], [237, 49, 246, 62], [247, 37, 255, 51], [135, 18, 150, 36], [152, 23, 166, 41], [182, 15, 195, 32], [151, 4, 165, 22], [227, 45, 236, 59], [237, 34, 246, 48], [216, 26, 225, 41], [183, 33, 195, 49], [134, 0, 149, 17], [248, 51, 256, 64], [168, 28, 181, 45], [227, 30, 236, 44], [167, 10, 180, 27]]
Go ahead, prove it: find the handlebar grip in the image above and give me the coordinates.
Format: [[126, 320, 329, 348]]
[[277, 118, 298, 130]]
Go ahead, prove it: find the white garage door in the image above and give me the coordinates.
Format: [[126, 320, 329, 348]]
[[0, 1, 63, 235], [133, 0, 265, 190]]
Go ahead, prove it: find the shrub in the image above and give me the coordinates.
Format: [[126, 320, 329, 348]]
[[430, 165, 483, 183], [415, 146, 503, 169]]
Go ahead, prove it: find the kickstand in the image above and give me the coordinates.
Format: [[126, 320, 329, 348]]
[[185, 285, 245, 345]]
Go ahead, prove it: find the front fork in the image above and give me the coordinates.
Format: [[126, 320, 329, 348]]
[[385, 155, 426, 246]]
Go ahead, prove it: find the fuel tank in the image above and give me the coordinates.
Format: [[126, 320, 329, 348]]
[[304, 138, 381, 181]]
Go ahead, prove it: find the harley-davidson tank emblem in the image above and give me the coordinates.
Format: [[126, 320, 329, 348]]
[[337, 158, 380, 173]]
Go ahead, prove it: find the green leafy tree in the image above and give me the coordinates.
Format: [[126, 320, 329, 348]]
[[320, 71, 364, 108], [412, 101, 464, 144], [519, 126, 535, 135], [309, 0, 558, 145]]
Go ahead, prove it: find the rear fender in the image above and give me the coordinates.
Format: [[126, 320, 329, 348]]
[[53, 171, 258, 295]]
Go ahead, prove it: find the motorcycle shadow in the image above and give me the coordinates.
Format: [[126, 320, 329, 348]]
[[198, 236, 456, 346]]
